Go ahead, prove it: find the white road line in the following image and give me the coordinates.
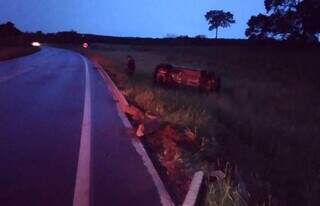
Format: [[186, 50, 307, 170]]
[[130, 140, 175, 206], [182, 171, 204, 206], [97, 67, 175, 206], [73, 56, 92, 206]]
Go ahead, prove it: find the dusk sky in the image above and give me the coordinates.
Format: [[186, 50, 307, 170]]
[[0, 0, 265, 39]]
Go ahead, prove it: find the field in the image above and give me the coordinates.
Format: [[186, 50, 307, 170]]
[[79, 43, 320, 206], [0, 46, 39, 61]]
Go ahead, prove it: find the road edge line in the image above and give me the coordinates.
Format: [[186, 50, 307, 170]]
[[182, 171, 204, 206], [96, 65, 175, 206], [73, 55, 92, 206]]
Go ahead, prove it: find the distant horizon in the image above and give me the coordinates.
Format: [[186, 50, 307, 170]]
[[54, 31, 249, 40], [0, 0, 265, 39]]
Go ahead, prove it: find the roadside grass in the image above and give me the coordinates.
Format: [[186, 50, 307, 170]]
[[82, 45, 215, 130], [0, 46, 39, 61], [79, 43, 320, 206], [205, 179, 248, 206]]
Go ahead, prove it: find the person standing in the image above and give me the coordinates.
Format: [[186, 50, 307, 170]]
[[126, 55, 135, 76]]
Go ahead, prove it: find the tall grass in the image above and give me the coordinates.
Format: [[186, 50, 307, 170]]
[[205, 180, 247, 206], [81, 43, 320, 206]]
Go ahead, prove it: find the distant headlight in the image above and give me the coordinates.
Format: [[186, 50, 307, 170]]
[[32, 42, 41, 47]]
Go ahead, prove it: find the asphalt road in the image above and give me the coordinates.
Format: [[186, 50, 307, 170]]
[[0, 47, 164, 206]]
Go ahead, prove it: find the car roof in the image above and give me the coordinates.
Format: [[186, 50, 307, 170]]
[[172, 65, 201, 72], [158, 63, 203, 72]]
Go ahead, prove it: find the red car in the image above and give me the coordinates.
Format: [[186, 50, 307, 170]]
[[154, 64, 220, 93]]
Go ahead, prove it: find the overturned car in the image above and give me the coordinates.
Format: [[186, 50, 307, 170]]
[[154, 64, 220, 93]]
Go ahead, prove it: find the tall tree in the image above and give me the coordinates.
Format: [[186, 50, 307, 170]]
[[205, 10, 235, 39], [264, 0, 301, 13], [0, 22, 22, 37], [245, 14, 272, 40], [246, 0, 320, 41], [298, 0, 320, 38]]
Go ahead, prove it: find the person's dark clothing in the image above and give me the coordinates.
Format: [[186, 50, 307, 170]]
[[127, 57, 135, 76]]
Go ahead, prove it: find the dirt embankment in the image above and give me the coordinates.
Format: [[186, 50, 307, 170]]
[[0, 46, 40, 61]]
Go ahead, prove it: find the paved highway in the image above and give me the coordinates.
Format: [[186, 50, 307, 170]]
[[0, 47, 166, 206]]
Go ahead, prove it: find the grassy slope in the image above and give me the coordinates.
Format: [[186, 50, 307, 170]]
[[81, 43, 320, 206], [0, 46, 40, 61]]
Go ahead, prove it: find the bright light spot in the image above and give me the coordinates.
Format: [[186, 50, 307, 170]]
[[82, 43, 89, 49], [32, 42, 41, 47]]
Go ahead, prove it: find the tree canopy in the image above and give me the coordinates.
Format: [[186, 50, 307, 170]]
[[205, 10, 235, 39], [0, 22, 22, 37], [246, 0, 320, 41]]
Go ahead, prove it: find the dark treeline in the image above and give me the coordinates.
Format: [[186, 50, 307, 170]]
[[0, 21, 319, 49]]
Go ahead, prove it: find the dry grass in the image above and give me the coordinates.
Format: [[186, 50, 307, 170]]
[[205, 178, 248, 206], [79, 43, 320, 206]]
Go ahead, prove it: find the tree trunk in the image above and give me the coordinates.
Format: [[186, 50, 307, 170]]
[[215, 27, 218, 39]]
